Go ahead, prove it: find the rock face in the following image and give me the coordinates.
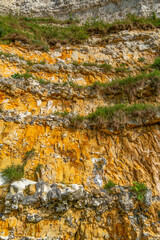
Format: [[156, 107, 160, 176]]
[[0, 0, 159, 22], [1, 179, 160, 239], [0, 22, 159, 239]]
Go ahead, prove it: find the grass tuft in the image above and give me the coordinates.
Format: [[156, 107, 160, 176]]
[[2, 164, 24, 182], [11, 72, 33, 79], [0, 14, 160, 50], [104, 180, 116, 190], [130, 181, 147, 202], [151, 57, 160, 69]]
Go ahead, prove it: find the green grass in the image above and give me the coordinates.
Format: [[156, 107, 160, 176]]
[[11, 71, 33, 79], [151, 57, 160, 69], [115, 67, 130, 73], [0, 51, 13, 58], [24, 149, 35, 162], [87, 103, 156, 120], [71, 103, 159, 129], [90, 70, 160, 89], [0, 14, 160, 50], [130, 181, 147, 202], [2, 164, 24, 182], [54, 111, 69, 117], [38, 78, 50, 85], [138, 57, 145, 62], [104, 180, 116, 190]]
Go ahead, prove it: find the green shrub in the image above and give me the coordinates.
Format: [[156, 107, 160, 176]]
[[151, 57, 160, 69], [11, 72, 33, 79], [2, 164, 24, 182], [104, 180, 116, 190], [130, 181, 147, 202]]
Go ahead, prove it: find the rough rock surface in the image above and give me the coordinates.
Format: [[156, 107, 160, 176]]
[[0, 0, 160, 22], [0, 25, 159, 239], [0, 179, 160, 239]]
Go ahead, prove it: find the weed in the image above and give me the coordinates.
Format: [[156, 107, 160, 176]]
[[100, 63, 112, 71], [158, 210, 160, 220], [0, 51, 13, 58], [27, 59, 35, 66], [138, 57, 145, 62], [104, 180, 116, 190], [34, 163, 43, 179], [39, 60, 46, 65], [130, 181, 147, 202], [54, 111, 69, 117], [152, 12, 157, 21], [115, 67, 130, 73], [72, 61, 80, 66], [11, 71, 33, 79], [38, 78, 50, 85], [71, 103, 159, 130], [24, 148, 35, 162], [151, 57, 160, 69], [2, 164, 24, 182]]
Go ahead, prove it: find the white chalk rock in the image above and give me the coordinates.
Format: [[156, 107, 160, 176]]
[[10, 178, 37, 194]]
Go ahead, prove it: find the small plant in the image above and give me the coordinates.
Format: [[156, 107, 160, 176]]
[[11, 72, 22, 79], [39, 60, 46, 65], [153, 12, 157, 20], [54, 111, 69, 117], [11, 72, 33, 79], [115, 67, 129, 73], [104, 180, 116, 190], [73, 61, 80, 66], [99, 63, 112, 71], [130, 181, 147, 202], [27, 59, 35, 66], [34, 163, 43, 178], [24, 148, 35, 161], [138, 57, 145, 62], [38, 78, 49, 85], [43, 45, 49, 52], [2, 164, 24, 182], [158, 210, 160, 220], [151, 57, 160, 69]]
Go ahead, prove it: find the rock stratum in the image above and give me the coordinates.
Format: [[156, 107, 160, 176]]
[[0, 0, 160, 22], [0, 15, 160, 240]]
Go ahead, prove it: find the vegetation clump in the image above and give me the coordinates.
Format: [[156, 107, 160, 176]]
[[0, 14, 160, 50], [24, 148, 35, 162], [130, 181, 147, 202], [11, 72, 33, 80], [151, 57, 160, 69], [2, 164, 24, 182], [104, 180, 116, 190], [34, 164, 43, 179], [72, 104, 159, 130]]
